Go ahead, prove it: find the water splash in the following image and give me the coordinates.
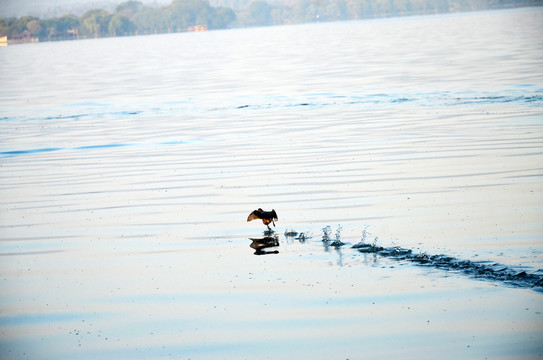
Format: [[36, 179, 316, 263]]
[[320, 225, 345, 247], [322, 226, 542, 289], [283, 228, 310, 242], [330, 225, 345, 247], [266, 225, 543, 289], [321, 225, 332, 241], [352, 227, 379, 251], [334, 225, 342, 241], [284, 228, 299, 237], [352, 227, 368, 247], [296, 232, 310, 242]]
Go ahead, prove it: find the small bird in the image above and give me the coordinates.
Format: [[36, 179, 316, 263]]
[[247, 208, 278, 231]]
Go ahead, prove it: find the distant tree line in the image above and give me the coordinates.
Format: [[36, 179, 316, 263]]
[[237, 0, 543, 26], [0, 0, 236, 41], [1, 0, 541, 42]]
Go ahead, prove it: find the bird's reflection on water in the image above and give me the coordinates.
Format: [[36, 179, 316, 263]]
[[249, 235, 279, 255], [249, 229, 312, 256]]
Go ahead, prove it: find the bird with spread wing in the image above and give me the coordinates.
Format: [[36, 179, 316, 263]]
[[247, 208, 278, 231]]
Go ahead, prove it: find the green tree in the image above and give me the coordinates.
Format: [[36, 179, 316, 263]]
[[81, 9, 111, 38], [12, 16, 39, 34], [109, 14, 136, 36], [245, 1, 274, 26], [164, 0, 235, 30], [57, 14, 80, 33], [134, 6, 166, 34], [170, 0, 211, 28], [26, 19, 42, 36], [291, 0, 320, 23], [0, 18, 7, 35], [40, 14, 81, 40], [212, 7, 236, 28], [116, 1, 144, 17], [325, 1, 347, 20]]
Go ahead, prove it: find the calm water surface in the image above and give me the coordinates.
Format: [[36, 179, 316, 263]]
[[1, 7, 543, 360]]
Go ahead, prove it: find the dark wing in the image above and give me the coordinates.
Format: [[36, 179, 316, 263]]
[[247, 210, 261, 222], [271, 209, 278, 221]]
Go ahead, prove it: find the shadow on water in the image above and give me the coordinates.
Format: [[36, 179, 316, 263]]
[[249, 235, 279, 255]]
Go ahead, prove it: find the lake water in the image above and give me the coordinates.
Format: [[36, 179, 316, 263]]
[[1, 7, 543, 360]]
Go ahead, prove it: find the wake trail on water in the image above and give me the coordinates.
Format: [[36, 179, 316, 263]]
[[283, 226, 543, 290]]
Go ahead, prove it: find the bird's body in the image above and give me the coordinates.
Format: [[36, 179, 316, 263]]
[[247, 208, 278, 230]]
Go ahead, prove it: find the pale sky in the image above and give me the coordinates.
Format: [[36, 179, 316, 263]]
[[0, 0, 171, 18]]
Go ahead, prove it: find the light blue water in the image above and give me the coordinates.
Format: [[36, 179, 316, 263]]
[[1, 7, 543, 360]]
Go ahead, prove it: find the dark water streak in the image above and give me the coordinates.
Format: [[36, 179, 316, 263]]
[[279, 226, 543, 289], [352, 242, 543, 289]]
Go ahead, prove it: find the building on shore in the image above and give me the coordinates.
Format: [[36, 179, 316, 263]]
[[0, 31, 39, 46]]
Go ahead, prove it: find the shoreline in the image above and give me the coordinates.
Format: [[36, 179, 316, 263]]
[[2, 5, 542, 46]]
